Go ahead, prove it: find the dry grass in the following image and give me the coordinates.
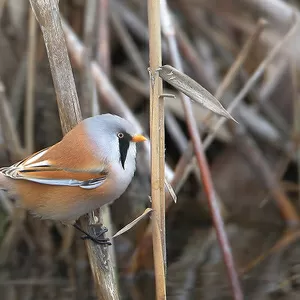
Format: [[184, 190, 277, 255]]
[[1, 1, 300, 300]]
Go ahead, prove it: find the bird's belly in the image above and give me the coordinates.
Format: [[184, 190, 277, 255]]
[[14, 177, 130, 223]]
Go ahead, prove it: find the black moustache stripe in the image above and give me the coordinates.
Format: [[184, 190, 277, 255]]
[[119, 138, 130, 169]]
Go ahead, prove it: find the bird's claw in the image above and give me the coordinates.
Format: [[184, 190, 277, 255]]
[[73, 224, 112, 246], [80, 234, 112, 246]]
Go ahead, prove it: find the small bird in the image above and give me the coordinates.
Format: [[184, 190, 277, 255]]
[[0, 114, 146, 244]]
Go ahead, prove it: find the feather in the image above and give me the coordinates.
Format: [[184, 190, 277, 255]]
[[0, 163, 107, 189], [0, 128, 109, 189]]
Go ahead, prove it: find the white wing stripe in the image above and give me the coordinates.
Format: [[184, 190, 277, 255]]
[[14, 176, 106, 189], [25, 160, 50, 168], [23, 177, 85, 186], [24, 149, 49, 166]]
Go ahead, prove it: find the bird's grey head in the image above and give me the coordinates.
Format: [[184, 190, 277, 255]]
[[83, 114, 143, 170]]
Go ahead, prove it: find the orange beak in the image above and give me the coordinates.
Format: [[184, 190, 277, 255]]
[[131, 134, 147, 143]]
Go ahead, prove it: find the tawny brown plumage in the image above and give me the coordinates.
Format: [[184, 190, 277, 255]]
[[0, 114, 146, 225]]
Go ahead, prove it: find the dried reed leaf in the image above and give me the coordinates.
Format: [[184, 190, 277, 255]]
[[112, 208, 153, 238], [158, 65, 237, 122], [165, 178, 177, 203]]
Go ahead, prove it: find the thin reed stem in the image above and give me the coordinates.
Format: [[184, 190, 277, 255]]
[[148, 0, 167, 298], [25, 9, 37, 154], [28, 1, 119, 298], [160, 1, 243, 299]]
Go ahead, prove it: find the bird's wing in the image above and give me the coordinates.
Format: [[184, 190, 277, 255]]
[[0, 133, 109, 190], [0, 164, 107, 189]]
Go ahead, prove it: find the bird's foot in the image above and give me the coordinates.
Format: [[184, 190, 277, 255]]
[[80, 226, 112, 245], [73, 223, 112, 246]]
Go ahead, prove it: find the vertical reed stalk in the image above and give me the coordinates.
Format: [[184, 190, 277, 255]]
[[147, 0, 166, 299], [28, 1, 119, 298], [25, 8, 37, 154]]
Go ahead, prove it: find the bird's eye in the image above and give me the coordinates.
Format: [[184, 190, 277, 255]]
[[117, 132, 124, 139]]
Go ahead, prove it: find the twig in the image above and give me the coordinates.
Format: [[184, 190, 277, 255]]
[[28, 1, 119, 298], [195, 16, 300, 227], [10, 54, 27, 124], [61, 18, 175, 180], [25, 9, 37, 154], [158, 65, 235, 120], [241, 229, 300, 275], [202, 13, 299, 151], [199, 16, 300, 226], [112, 0, 148, 40], [128, 142, 194, 275], [115, 69, 188, 152], [235, 125, 299, 226], [240, 155, 297, 273], [215, 19, 267, 99], [242, 0, 294, 26], [148, 0, 167, 299], [0, 81, 24, 160], [111, 0, 168, 53], [81, 0, 98, 119], [63, 18, 144, 132], [239, 0, 300, 68], [160, 1, 243, 299], [193, 18, 267, 130], [165, 110, 188, 153], [162, 17, 268, 183], [290, 57, 300, 206], [114, 69, 150, 95], [257, 60, 290, 135], [97, 0, 110, 76], [164, 17, 289, 154], [128, 12, 266, 280], [129, 3, 265, 278], [29, 0, 82, 133], [59, 0, 99, 263], [95, 0, 117, 277], [176, 27, 217, 92], [111, 10, 148, 81]]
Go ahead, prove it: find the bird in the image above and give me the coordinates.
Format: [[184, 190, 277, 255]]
[[0, 114, 147, 244]]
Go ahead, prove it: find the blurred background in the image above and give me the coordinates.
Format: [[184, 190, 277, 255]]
[[1, 0, 300, 299]]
